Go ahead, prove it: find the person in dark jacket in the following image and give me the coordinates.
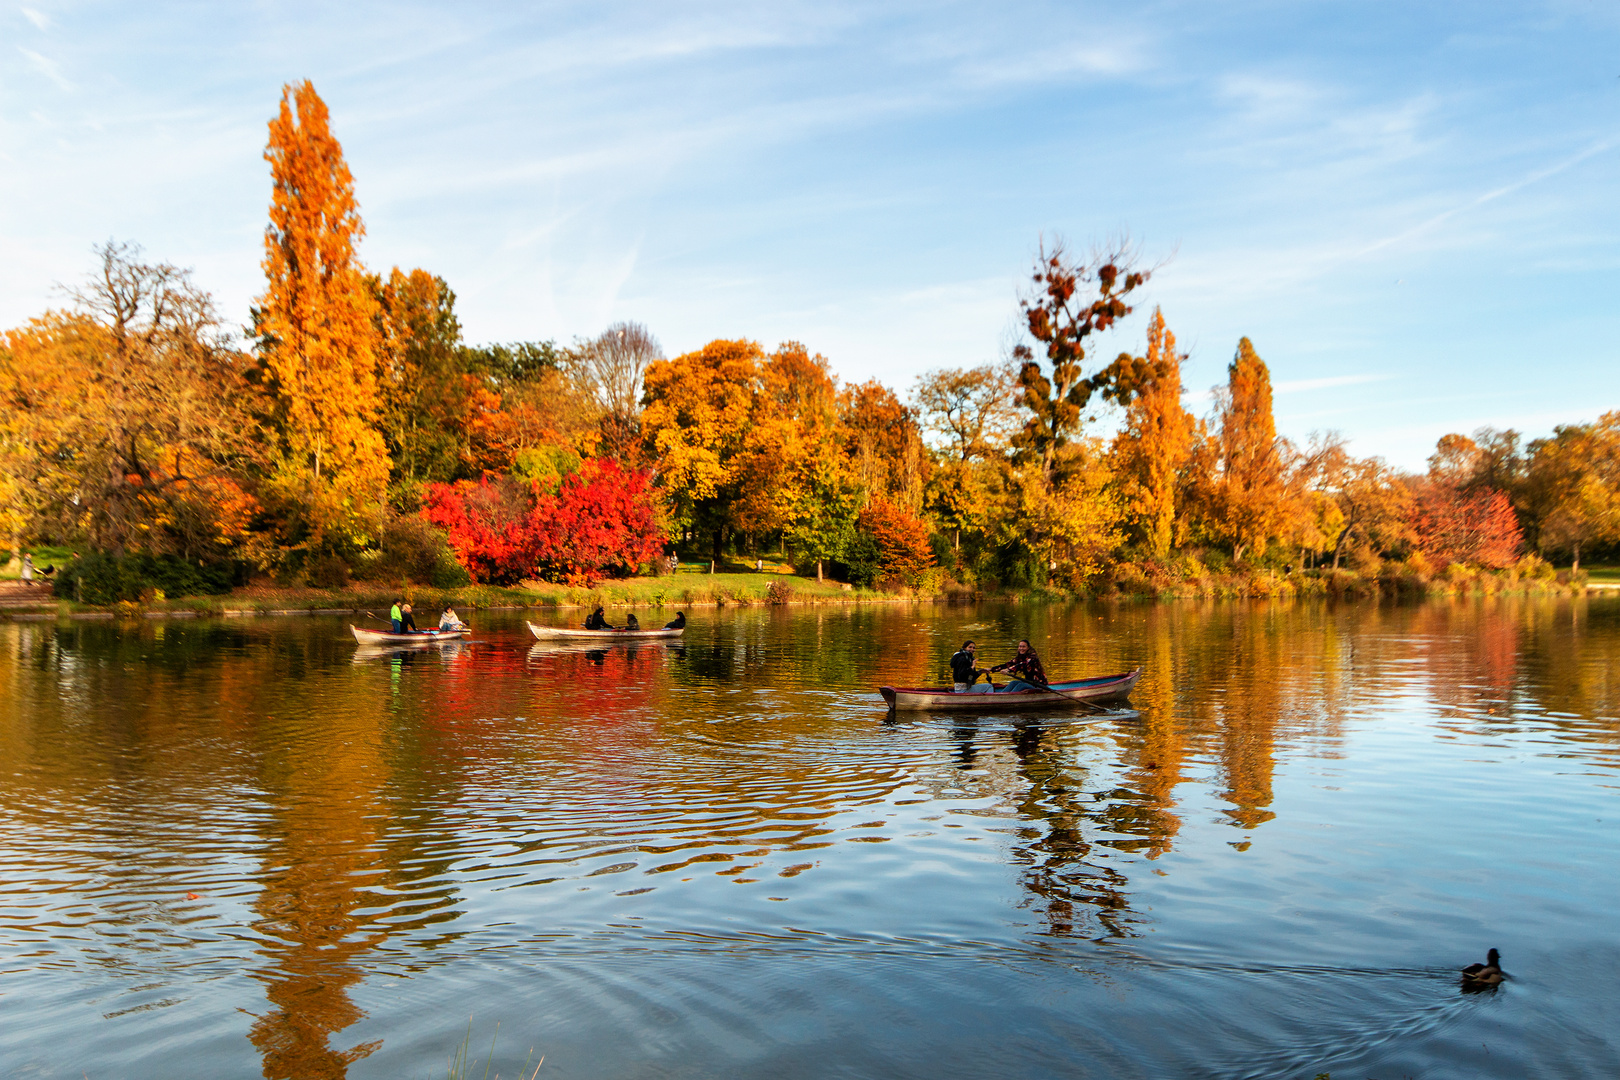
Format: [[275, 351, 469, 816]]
[[949, 641, 992, 693], [990, 640, 1047, 689], [584, 605, 615, 630], [625, 613, 641, 631], [664, 611, 687, 630], [400, 603, 419, 633]]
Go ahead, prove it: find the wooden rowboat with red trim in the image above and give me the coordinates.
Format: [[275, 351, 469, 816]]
[[879, 669, 1139, 712], [350, 624, 470, 644]]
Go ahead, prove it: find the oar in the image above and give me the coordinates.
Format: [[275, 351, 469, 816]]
[[1004, 672, 1111, 713]]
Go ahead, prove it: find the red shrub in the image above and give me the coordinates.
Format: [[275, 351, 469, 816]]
[[532, 459, 666, 585], [859, 497, 934, 587], [1410, 483, 1522, 569], [421, 475, 540, 585], [422, 461, 666, 586]]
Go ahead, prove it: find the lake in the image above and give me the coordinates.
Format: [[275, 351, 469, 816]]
[[2, 599, 1617, 1079]]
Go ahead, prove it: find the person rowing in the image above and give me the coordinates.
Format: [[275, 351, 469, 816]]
[[400, 603, 420, 633], [584, 605, 616, 631], [949, 640, 994, 694], [990, 639, 1048, 691]]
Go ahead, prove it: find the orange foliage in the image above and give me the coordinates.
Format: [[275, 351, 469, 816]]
[[858, 497, 934, 587], [1114, 309, 1193, 558], [1410, 483, 1523, 569], [255, 80, 390, 547]]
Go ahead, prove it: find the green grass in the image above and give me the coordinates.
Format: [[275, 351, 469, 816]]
[[1575, 564, 1620, 583], [0, 545, 77, 580], [11, 571, 902, 617]]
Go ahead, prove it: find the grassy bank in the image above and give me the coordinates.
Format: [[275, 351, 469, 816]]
[[1, 551, 1601, 621], [0, 569, 908, 619]]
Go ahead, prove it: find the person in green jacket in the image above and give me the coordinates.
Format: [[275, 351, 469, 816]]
[[390, 600, 403, 634]]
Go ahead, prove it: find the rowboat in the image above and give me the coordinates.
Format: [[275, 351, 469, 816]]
[[879, 669, 1139, 712], [527, 621, 684, 641], [350, 624, 470, 644]]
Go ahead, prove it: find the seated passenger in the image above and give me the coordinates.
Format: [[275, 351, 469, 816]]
[[626, 613, 641, 631], [949, 640, 994, 693], [584, 605, 615, 631], [439, 607, 465, 631], [990, 640, 1048, 689], [664, 611, 687, 630], [400, 603, 419, 633]]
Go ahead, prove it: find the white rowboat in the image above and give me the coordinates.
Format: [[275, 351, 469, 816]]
[[350, 624, 470, 644], [527, 621, 684, 641]]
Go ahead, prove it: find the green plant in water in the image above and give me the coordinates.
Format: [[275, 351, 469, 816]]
[[447, 1019, 542, 1080]]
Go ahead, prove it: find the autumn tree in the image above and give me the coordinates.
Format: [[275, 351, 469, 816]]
[[1111, 309, 1194, 558], [852, 497, 934, 588], [1410, 484, 1523, 569], [0, 243, 263, 560], [842, 380, 928, 511], [1211, 338, 1287, 562], [1523, 414, 1620, 570], [1320, 446, 1414, 569], [762, 343, 859, 580], [253, 80, 390, 550], [640, 338, 764, 559], [1014, 239, 1149, 477], [914, 361, 1019, 561], [374, 268, 479, 498]]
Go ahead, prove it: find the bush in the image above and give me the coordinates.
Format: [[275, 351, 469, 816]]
[[843, 532, 881, 588], [372, 516, 469, 587], [306, 553, 351, 589], [765, 580, 794, 605], [857, 498, 934, 588], [54, 553, 245, 603]]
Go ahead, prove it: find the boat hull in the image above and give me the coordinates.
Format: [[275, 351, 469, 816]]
[[880, 669, 1139, 712], [350, 624, 469, 644], [527, 621, 685, 641]]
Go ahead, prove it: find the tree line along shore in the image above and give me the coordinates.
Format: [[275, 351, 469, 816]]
[[4, 80, 1617, 611]]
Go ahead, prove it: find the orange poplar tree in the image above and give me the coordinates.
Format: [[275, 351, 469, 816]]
[[253, 80, 390, 550], [1214, 338, 1286, 562], [1113, 309, 1193, 558]]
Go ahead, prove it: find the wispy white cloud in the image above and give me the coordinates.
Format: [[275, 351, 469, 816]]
[[19, 47, 71, 90], [20, 6, 49, 31]]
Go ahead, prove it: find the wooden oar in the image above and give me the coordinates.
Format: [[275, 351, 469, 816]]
[[1004, 672, 1110, 713]]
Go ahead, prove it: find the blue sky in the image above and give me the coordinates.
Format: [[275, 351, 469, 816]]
[[3, 1, 1616, 468]]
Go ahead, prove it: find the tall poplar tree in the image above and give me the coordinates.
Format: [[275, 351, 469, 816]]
[[254, 80, 389, 549], [1115, 309, 1193, 558], [1215, 338, 1285, 561]]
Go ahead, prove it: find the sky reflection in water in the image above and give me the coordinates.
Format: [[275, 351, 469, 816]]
[[1, 599, 1617, 1079]]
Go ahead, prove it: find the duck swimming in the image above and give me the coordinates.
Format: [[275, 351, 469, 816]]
[[1461, 948, 1504, 987]]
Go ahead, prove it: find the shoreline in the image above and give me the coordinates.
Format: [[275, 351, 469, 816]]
[[0, 572, 1607, 622]]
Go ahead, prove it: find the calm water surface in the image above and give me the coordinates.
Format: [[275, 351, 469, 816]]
[[2, 600, 1618, 1079]]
